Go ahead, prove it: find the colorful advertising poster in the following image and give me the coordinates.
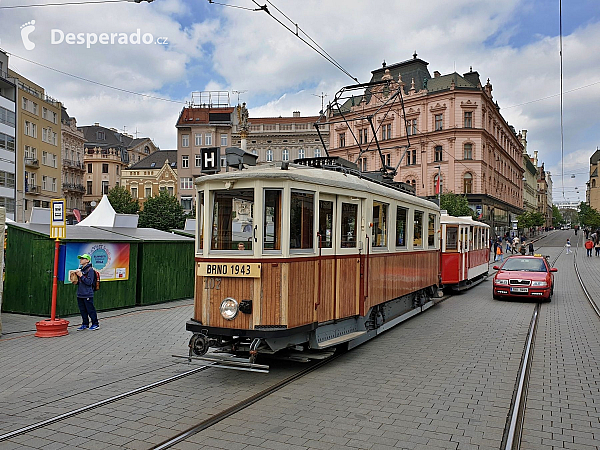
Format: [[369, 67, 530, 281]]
[[64, 242, 130, 284]]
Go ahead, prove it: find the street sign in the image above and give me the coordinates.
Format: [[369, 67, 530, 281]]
[[201, 147, 221, 173], [50, 198, 66, 239]]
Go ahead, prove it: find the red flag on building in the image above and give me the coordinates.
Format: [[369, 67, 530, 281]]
[[73, 208, 81, 223], [435, 175, 440, 194]]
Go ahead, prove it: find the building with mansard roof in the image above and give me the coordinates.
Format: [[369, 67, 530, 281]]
[[60, 107, 86, 223], [326, 53, 525, 236]]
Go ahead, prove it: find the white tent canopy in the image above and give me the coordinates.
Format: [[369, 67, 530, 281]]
[[76, 195, 138, 228]]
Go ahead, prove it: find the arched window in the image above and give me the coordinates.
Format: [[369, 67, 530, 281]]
[[463, 173, 473, 194], [282, 149, 289, 161], [411, 179, 416, 188], [298, 148, 305, 159], [433, 174, 443, 194], [314, 147, 321, 158], [266, 149, 273, 162]]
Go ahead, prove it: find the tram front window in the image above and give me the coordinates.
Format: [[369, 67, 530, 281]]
[[211, 189, 254, 250], [290, 191, 314, 250]]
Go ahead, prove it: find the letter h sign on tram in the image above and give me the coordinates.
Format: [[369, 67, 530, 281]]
[[201, 147, 221, 174]]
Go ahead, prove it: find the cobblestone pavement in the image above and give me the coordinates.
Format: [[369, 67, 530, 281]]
[[521, 231, 600, 450], [2, 230, 598, 449]]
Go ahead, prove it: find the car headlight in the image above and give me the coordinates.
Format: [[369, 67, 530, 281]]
[[495, 279, 509, 285], [220, 297, 239, 320], [531, 281, 548, 287]]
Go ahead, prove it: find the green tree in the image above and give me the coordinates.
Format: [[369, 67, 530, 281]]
[[138, 190, 185, 231], [551, 205, 564, 227], [517, 211, 532, 229], [579, 203, 600, 229], [439, 192, 476, 218], [107, 185, 139, 214], [530, 211, 545, 227]]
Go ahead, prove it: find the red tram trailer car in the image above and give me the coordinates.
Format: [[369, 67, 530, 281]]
[[186, 158, 441, 364], [440, 212, 490, 290]]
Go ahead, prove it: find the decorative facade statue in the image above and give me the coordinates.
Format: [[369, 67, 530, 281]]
[[237, 102, 249, 133]]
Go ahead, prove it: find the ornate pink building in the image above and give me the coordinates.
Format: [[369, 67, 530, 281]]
[[327, 54, 525, 236]]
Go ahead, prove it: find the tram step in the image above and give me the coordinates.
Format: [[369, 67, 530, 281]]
[[316, 331, 367, 349]]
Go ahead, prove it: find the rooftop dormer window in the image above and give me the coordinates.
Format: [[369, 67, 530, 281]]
[[97, 131, 105, 140]]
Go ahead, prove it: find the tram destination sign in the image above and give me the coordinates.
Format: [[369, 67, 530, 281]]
[[197, 262, 261, 278]]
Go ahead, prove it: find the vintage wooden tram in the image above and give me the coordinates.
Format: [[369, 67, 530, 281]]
[[186, 158, 441, 363], [440, 213, 490, 290]]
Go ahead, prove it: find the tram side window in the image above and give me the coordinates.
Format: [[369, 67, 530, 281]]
[[414, 210, 424, 247], [341, 203, 358, 248], [264, 190, 281, 251], [290, 191, 314, 250], [318, 200, 333, 248], [211, 189, 254, 250], [372, 201, 388, 247], [396, 206, 407, 247], [446, 226, 458, 251], [198, 192, 204, 251], [428, 213, 436, 248]]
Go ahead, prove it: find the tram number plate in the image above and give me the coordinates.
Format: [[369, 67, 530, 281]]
[[511, 287, 528, 293], [197, 262, 261, 278]]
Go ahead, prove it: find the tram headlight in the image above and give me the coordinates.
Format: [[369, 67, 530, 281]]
[[220, 297, 239, 320], [494, 279, 508, 285]]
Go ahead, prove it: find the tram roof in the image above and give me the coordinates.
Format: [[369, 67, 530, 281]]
[[195, 163, 439, 210], [440, 213, 489, 228]]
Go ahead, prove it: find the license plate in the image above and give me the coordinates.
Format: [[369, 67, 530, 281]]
[[197, 262, 261, 278], [511, 287, 528, 293]]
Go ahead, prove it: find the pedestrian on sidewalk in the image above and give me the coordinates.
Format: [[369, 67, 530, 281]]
[[496, 243, 504, 262], [566, 239, 572, 254], [528, 241, 534, 255], [513, 236, 519, 254], [585, 239, 594, 257], [75, 253, 99, 331], [596, 241, 600, 257]]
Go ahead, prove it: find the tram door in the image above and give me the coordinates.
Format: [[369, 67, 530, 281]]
[[335, 196, 363, 320], [316, 194, 336, 322]]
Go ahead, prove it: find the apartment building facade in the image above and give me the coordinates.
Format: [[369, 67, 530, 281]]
[[175, 91, 234, 212], [0, 51, 16, 220], [231, 112, 329, 163], [121, 150, 177, 208], [80, 124, 157, 214], [588, 148, 600, 211], [61, 107, 86, 222], [9, 69, 62, 222], [326, 55, 525, 236]]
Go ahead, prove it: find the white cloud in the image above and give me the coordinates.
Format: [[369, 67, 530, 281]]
[[0, 0, 597, 180]]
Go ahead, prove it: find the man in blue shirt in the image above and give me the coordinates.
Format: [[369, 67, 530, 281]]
[[75, 254, 99, 331]]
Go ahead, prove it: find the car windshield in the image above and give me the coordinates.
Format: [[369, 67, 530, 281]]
[[501, 258, 547, 272]]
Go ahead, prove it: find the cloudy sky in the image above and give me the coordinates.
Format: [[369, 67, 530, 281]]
[[0, 0, 598, 203]]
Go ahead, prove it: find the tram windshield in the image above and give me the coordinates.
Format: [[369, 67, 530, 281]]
[[211, 189, 254, 251], [501, 258, 547, 272]]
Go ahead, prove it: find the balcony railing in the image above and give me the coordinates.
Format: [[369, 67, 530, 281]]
[[62, 159, 85, 170], [26, 185, 41, 194], [25, 158, 39, 168], [63, 183, 85, 193]]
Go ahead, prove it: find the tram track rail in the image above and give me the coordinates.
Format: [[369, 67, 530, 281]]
[[152, 352, 342, 450], [500, 247, 562, 450], [573, 234, 600, 318], [0, 365, 212, 443]]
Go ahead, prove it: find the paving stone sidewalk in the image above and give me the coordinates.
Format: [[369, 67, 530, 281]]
[[521, 232, 600, 450]]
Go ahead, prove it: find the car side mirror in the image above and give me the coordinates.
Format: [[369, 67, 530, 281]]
[[493, 266, 500, 270], [550, 268, 558, 272]]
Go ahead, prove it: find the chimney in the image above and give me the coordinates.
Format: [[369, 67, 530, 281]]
[[94, 122, 99, 126], [293, 111, 300, 117], [433, 71, 441, 78]]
